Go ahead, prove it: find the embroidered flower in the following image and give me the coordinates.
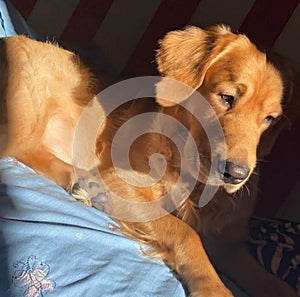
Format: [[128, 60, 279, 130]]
[[12, 255, 55, 297]]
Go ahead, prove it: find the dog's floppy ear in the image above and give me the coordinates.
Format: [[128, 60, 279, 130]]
[[155, 25, 237, 106]]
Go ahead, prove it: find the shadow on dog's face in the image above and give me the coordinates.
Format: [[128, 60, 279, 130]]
[[155, 25, 283, 194]]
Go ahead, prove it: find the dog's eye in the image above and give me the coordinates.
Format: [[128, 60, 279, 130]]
[[264, 115, 276, 124], [219, 94, 235, 109]]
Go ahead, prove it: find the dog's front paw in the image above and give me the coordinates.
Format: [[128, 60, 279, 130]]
[[71, 170, 109, 211], [71, 182, 92, 206], [90, 190, 108, 211]]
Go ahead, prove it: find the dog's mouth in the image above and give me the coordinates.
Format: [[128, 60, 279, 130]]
[[200, 172, 249, 194], [222, 183, 244, 194]]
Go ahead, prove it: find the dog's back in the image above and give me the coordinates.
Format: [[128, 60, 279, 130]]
[[0, 36, 99, 188]]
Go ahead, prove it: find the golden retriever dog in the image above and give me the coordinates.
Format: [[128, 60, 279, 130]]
[[0, 25, 298, 297]]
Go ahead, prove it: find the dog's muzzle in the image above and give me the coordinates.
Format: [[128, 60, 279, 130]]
[[218, 159, 250, 185]]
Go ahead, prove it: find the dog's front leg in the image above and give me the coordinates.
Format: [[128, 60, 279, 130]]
[[88, 169, 233, 296], [122, 214, 233, 297]]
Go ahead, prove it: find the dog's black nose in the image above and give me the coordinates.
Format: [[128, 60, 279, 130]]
[[219, 160, 250, 185]]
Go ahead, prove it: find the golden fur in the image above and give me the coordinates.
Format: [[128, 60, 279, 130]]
[[0, 25, 298, 296]]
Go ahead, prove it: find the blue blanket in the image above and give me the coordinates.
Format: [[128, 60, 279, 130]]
[[0, 157, 186, 297]]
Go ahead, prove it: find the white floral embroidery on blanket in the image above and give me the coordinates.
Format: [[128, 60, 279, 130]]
[[12, 255, 55, 297]]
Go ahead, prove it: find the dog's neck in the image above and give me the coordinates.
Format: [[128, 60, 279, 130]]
[[96, 96, 200, 190]]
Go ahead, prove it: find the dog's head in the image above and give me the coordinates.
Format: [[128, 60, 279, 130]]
[[156, 25, 284, 194]]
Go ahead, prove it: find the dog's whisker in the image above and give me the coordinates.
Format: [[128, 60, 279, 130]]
[[243, 183, 251, 196], [281, 112, 292, 126]]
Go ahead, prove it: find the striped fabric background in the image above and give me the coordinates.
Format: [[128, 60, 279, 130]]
[[9, 0, 300, 76], [8, 0, 300, 220]]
